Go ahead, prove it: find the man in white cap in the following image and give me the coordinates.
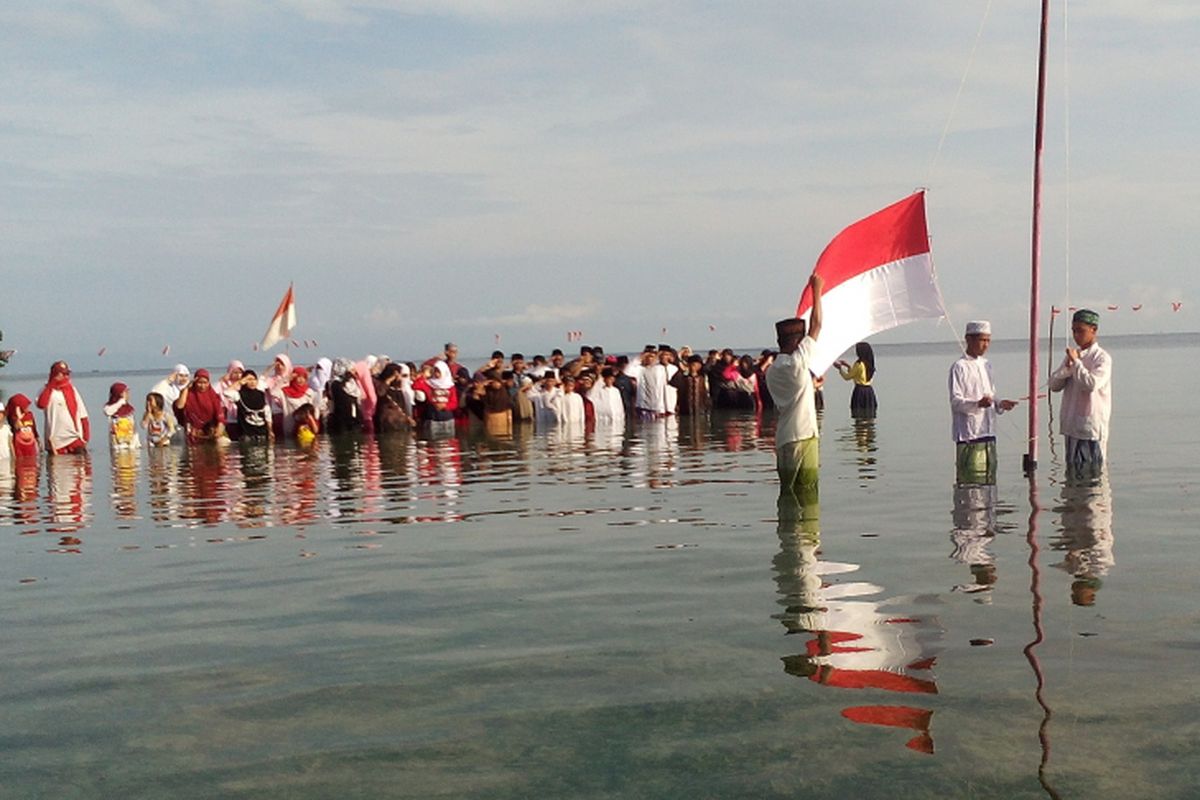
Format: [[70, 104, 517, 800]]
[[150, 364, 191, 407], [949, 321, 1017, 484]]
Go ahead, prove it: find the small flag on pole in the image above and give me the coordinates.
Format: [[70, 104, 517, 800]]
[[260, 284, 297, 351]]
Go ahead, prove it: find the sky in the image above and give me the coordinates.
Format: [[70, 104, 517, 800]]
[[2, 0, 1197, 371]]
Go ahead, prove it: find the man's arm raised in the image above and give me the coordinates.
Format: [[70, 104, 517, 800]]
[[807, 274, 824, 341]]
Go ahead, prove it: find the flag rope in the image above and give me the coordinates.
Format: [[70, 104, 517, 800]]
[[925, 0, 995, 187]]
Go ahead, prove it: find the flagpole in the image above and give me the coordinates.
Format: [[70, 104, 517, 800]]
[[1024, 0, 1051, 477]]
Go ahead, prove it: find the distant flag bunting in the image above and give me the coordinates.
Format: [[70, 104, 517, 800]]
[[97, 346, 107, 357], [1173, 302, 1183, 312], [797, 191, 946, 375], [162, 345, 170, 356], [260, 284, 297, 351], [708, 324, 716, 332], [1131, 304, 1143, 311]]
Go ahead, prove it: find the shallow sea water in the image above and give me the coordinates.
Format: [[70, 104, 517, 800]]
[[2, 337, 1198, 799]]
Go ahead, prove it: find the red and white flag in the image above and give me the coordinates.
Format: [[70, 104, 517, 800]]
[[797, 192, 945, 374], [260, 284, 297, 351]]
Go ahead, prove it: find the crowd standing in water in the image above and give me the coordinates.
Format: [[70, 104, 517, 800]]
[[0, 340, 804, 458], [0, 306, 1111, 499]]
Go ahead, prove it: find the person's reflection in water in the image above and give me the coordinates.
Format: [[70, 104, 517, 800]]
[[837, 417, 877, 484], [233, 439, 273, 525], [950, 483, 1000, 599], [1052, 469, 1114, 607], [47, 453, 91, 534], [774, 483, 940, 754], [109, 447, 139, 521], [183, 445, 228, 526], [146, 446, 181, 524]]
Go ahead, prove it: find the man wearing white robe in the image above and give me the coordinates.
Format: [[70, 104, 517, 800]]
[[1049, 308, 1112, 476], [659, 347, 679, 415], [532, 375, 563, 429], [589, 369, 626, 427], [557, 376, 586, 429], [635, 351, 668, 417], [948, 321, 1017, 485]]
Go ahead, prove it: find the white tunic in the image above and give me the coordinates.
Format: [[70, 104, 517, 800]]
[[589, 385, 625, 427], [532, 386, 562, 429], [1049, 342, 1112, 448], [42, 387, 89, 452], [662, 363, 679, 414], [150, 378, 183, 408], [558, 392, 586, 427], [635, 363, 668, 414], [765, 338, 818, 446], [948, 355, 1006, 443]]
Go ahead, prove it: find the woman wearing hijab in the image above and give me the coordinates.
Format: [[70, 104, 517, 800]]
[[421, 360, 458, 433], [175, 369, 227, 444], [273, 365, 319, 439], [326, 358, 364, 435], [374, 362, 415, 434], [104, 382, 141, 449], [5, 394, 40, 458], [216, 360, 245, 437], [834, 342, 878, 418], [309, 358, 333, 403], [223, 369, 272, 441], [36, 361, 90, 454]]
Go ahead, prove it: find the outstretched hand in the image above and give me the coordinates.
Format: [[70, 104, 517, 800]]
[[999, 399, 1018, 411]]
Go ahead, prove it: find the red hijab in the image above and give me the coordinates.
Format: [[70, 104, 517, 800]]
[[180, 369, 223, 431], [46, 361, 81, 421], [6, 393, 35, 430], [106, 382, 136, 418], [283, 366, 311, 399]]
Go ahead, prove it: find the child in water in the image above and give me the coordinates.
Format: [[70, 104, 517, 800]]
[[141, 392, 177, 447], [5, 394, 40, 459], [294, 403, 320, 448], [105, 382, 141, 449]]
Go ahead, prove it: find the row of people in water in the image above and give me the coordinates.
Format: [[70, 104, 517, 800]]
[[0, 342, 880, 455]]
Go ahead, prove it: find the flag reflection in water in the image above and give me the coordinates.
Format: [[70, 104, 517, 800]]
[[774, 483, 942, 754]]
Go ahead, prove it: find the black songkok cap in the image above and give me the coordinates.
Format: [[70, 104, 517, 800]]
[[775, 318, 806, 337]]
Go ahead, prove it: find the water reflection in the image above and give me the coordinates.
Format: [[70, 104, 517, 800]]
[[950, 483, 998, 596], [774, 484, 941, 754], [1051, 471, 1114, 607], [837, 417, 878, 484]]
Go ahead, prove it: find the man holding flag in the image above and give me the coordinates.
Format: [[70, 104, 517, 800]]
[[767, 274, 824, 496]]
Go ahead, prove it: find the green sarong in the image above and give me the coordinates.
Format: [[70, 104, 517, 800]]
[[956, 440, 997, 486]]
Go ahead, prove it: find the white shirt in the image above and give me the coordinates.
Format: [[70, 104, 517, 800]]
[[532, 386, 562, 429], [150, 377, 184, 407], [635, 363, 668, 414], [765, 338, 819, 446], [948, 355, 1006, 443], [42, 386, 89, 451], [558, 391, 586, 427], [1049, 342, 1112, 447], [0, 419, 11, 462], [662, 363, 679, 414], [589, 385, 626, 427]]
